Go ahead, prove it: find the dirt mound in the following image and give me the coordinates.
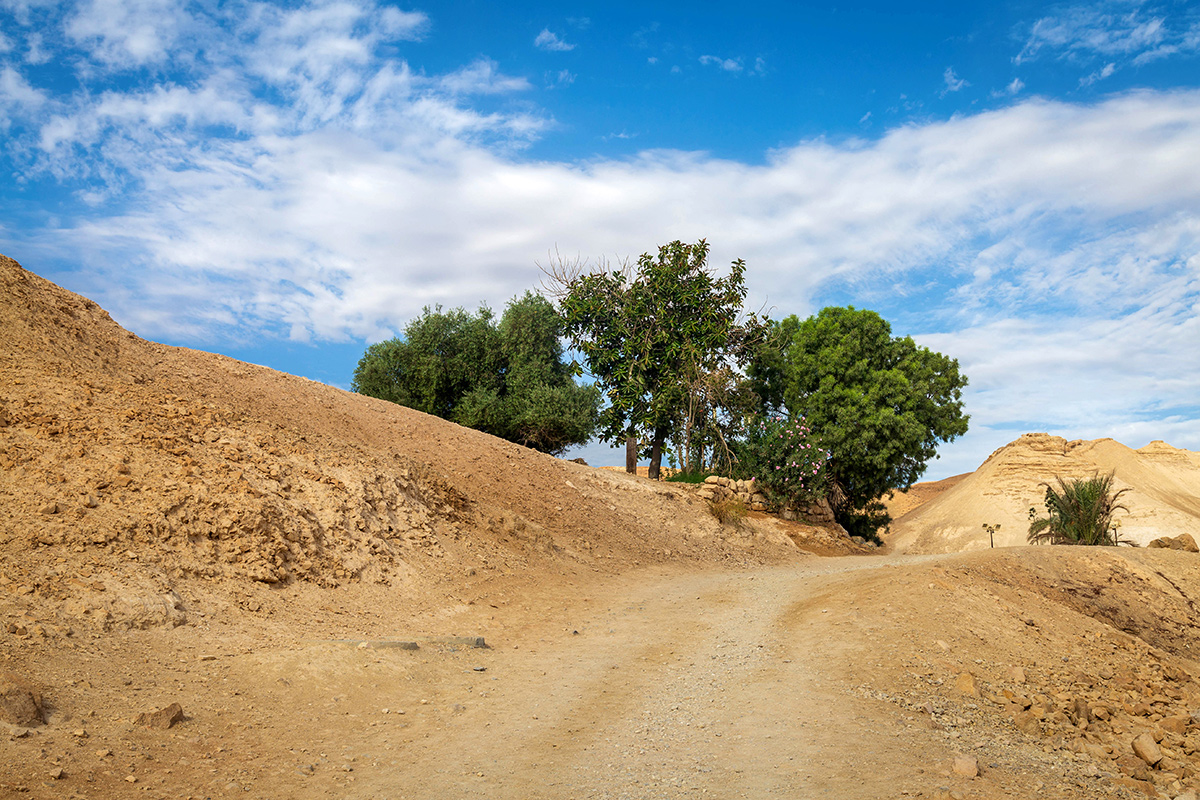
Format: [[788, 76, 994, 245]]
[[0, 254, 837, 628], [887, 432, 1200, 553]]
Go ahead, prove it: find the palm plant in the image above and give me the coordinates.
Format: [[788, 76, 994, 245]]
[[1027, 472, 1133, 546]]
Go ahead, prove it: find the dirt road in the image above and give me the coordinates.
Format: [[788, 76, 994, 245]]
[[230, 555, 1068, 800]]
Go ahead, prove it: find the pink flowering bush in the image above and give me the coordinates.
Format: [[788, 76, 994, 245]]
[[731, 414, 830, 508]]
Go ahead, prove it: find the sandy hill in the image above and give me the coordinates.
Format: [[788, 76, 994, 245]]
[[8, 254, 1200, 800], [887, 432, 1200, 553]]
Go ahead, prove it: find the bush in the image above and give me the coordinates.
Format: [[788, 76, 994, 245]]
[[731, 414, 829, 509], [1027, 472, 1134, 546], [709, 496, 748, 527]]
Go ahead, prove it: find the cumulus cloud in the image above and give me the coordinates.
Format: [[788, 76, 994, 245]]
[[534, 28, 574, 52], [1, 0, 1199, 472]]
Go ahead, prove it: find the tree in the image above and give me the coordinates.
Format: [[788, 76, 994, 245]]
[[550, 239, 764, 479], [352, 292, 599, 455], [1027, 472, 1133, 546], [765, 306, 969, 539]]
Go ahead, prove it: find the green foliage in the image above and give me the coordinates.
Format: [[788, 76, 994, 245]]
[[731, 414, 830, 510], [758, 306, 969, 538], [557, 239, 764, 478], [352, 292, 599, 455], [1027, 472, 1134, 546]]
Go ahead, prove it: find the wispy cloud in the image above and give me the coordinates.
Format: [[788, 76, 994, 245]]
[[534, 28, 574, 52], [941, 66, 969, 96], [1015, 2, 1200, 77]]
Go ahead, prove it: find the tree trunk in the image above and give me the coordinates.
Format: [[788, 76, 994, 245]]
[[648, 425, 668, 480], [625, 434, 637, 474]]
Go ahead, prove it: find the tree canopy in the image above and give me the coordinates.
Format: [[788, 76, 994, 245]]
[[352, 292, 599, 455], [762, 306, 969, 538], [553, 239, 763, 478]]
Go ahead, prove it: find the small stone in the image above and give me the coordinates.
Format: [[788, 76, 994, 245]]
[[952, 754, 979, 777], [135, 702, 184, 730], [1009, 666, 1026, 684], [96, 749, 112, 758], [49, 767, 64, 780], [124, 775, 137, 783], [954, 673, 980, 697], [38, 502, 60, 515], [72, 728, 87, 738], [1133, 732, 1163, 766]]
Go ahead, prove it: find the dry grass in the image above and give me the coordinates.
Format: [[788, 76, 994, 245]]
[[709, 496, 748, 527]]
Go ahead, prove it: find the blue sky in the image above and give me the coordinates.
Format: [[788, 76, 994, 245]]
[[2, 0, 1199, 478]]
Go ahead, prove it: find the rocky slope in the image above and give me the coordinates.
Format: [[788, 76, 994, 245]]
[[887, 433, 1200, 553]]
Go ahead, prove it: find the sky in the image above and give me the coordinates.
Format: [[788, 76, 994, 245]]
[[1, 0, 1199, 479]]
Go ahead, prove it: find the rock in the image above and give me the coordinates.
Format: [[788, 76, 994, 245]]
[[1116, 753, 1154, 781], [1008, 666, 1026, 684], [1013, 709, 1042, 735], [568, 458, 588, 466], [1162, 715, 1190, 734], [1133, 732, 1164, 765], [954, 672, 980, 697], [1072, 697, 1093, 723], [0, 672, 44, 727], [1148, 534, 1200, 552], [704, 476, 722, 485], [952, 754, 979, 777], [135, 702, 184, 730], [49, 767, 64, 780], [38, 501, 60, 515]]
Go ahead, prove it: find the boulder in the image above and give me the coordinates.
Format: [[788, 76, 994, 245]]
[[1147, 533, 1199, 552], [1132, 731, 1163, 766], [0, 672, 44, 727]]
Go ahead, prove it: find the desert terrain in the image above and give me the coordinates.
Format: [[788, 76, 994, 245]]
[[4, 253, 1200, 800]]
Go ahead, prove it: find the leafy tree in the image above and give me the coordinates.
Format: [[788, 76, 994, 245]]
[[730, 414, 831, 510], [552, 239, 764, 479], [352, 292, 599, 455], [765, 306, 969, 539], [1027, 472, 1133, 546]]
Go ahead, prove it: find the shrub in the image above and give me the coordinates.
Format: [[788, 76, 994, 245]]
[[1027, 472, 1134, 546], [731, 414, 830, 509], [709, 496, 748, 527]]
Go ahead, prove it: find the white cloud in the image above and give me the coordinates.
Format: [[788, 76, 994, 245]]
[[65, 0, 187, 68], [941, 67, 969, 96], [547, 68, 575, 88], [699, 55, 741, 72], [439, 59, 532, 95], [993, 77, 1024, 97], [1016, 3, 1199, 77], [534, 28, 574, 52], [1079, 61, 1117, 86]]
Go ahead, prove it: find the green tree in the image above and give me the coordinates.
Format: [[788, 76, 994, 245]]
[[1027, 472, 1133, 546], [552, 239, 764, 479], [766, 306, 969, 539], [352, 292, 599, 455]]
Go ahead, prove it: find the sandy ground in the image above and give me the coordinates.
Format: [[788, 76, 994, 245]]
[[6, 255, 1200, 800]]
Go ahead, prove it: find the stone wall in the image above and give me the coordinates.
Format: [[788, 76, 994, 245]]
[[694, 475, 837, 523]]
